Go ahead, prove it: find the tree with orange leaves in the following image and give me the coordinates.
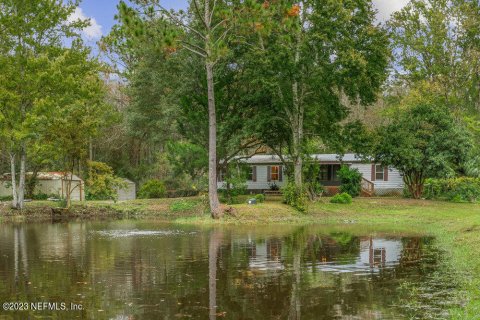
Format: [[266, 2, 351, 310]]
[[238, 0, 390, 195]]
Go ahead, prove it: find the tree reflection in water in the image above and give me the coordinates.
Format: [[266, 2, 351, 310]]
[[209, 230, 223, 320], [0, 222, 460, 319]]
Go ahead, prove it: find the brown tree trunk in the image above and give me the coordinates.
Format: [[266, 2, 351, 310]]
[[89, 137, 93, 161], [292, 81, 304, 187], [206, 62, 221, 218], [9, 153, 18, 209], [17, 144, 26, 210], [291, 25, 303, 188], [65, 163, 75, 209], [204, 0, 222, 219], [405, 172, 425, 199], [26, 169, 39, 199]]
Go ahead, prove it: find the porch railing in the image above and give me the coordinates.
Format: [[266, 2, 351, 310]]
[[361, 178, 375, 196]]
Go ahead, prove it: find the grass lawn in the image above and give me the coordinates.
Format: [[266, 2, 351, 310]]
[[1, 196, 479, 318]]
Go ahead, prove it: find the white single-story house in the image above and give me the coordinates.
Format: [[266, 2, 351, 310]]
[[218, 154, 404, 196], [116, 178, 136, 201], [0, 172, 85, 201]]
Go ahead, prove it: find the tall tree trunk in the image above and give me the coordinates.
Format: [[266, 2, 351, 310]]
[[65, 162, 75, 209], [89, 137, 93, 161], [17, 144, 26, 210], [26, 169, 38, 199], [9, 153, 18, 209], [292, 79, 304, 187], [204, 0, 221, 219], [209, 230, 223, 320], [291, 24, 303, 188], [206, 62, 221, 218]]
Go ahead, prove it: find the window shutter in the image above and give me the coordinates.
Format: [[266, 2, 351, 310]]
[[384, 166, 389, 181], [267, 166, 271, 182], [279, 166, 283, 182], [371, 164, 376, 181], [252, 166, 257, 182]]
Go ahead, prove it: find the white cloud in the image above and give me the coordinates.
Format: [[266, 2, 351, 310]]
[[68, 7, 103, 40], [373, 0, 410, 23]]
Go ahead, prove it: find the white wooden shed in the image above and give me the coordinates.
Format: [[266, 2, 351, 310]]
[[116, 179, 136, 201], [0, 172, 85, 201]]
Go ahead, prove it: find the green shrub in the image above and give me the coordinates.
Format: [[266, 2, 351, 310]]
[[282, 183, 308, 212], [85, 161, 126, 201], [254, 194, 265, 203], [166, 189, 200, 198], [269, 182, 280, 191], [330, 193, 353, 204], [32, 193, 50, 200], [138, 180, 167, 199], [424, 177, 480, 202], [305, 181, 325, 200], [0, 195, 13, 202], [223, 175, 248, 204], [338, 166, 362, 197], [170, 199, 199, 211]]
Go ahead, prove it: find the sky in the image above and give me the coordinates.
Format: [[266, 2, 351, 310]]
[[74, 0, 411, 42]]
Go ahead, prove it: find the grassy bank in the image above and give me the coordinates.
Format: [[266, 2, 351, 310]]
[[0, 197, 206, 222], [1, 197, 479, 318]]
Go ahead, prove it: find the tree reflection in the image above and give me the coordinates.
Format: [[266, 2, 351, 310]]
[[209, 230, 223, 320], [0, 223, 452, 320]]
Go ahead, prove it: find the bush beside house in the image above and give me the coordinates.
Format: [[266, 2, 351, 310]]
[[338, 166, 362, 197], [138, 180, 167, 199], [86, 161, 126, 201], [424, 178, 480, 203], [331, 193, 353, 204], [283, 183, 308, 212]]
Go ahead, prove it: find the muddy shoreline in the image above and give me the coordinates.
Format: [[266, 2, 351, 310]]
[[0, 204, 151, 223]]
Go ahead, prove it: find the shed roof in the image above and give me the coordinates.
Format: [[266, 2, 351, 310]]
[[237, 153, 367, 164], [122, 178, 135, 184], [1, 172, 83, 181]]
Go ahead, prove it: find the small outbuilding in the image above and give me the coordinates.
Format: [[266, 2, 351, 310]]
[[0, 172, 85, 201], [116, 179, 136, 201]]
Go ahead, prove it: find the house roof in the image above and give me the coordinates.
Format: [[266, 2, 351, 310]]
[[237, 153, 366, 164], [1, 172, 83, 181], [122, 178, 135, 184]]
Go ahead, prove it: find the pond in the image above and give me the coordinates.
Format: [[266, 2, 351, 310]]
[[0, 221, 460, 319]]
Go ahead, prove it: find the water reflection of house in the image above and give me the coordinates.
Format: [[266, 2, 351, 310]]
[[236, 236, 407, 274], [249, 239, 284, 271], [316, 238, 404, 274], [360, 238, 402, 268], [232, 237, 284, 271]]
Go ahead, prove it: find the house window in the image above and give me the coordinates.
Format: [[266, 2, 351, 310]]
[[319, 165, 341, 181], [271, 166, 280, 181], [246, 166, 257, 181], [375, 164, 385, 181], [319, 165, 329, 181], [218, 169, 226, 182], [332, 165, 341, 181], [247, 167, 253, 181]]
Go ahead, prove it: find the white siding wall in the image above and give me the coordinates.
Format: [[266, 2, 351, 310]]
[[117, 183, 136, 201], [350, 164, 404, 195], [217, 162, 404, 195], [0, 180, 85, 201], [0, 182, 16, 198], [36, 180, 84, 201], [0, 180, 84, 201], [218, 165, 288, 191]]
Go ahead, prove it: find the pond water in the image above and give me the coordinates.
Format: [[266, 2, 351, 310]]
[[0, 221, 459, 319]]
